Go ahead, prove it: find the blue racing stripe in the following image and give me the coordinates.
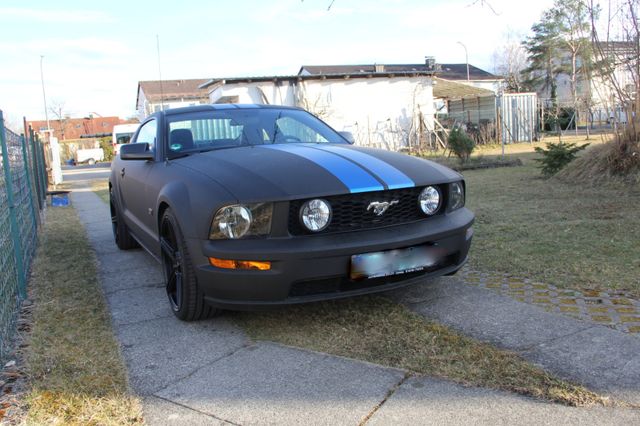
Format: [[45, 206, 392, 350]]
[[312, 145, 415, 189], [261, 144, 384, 193]]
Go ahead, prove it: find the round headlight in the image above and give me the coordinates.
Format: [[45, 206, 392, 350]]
[[215, 205, 252, 238], [300, 199, 332, 232], [418, 186, 441, 215]]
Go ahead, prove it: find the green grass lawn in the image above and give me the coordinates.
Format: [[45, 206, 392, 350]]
[[462, 148, 640, 298]]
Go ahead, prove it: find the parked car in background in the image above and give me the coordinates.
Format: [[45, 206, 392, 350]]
[[112, 123, 139, 155], [109, 105, 474, 321]]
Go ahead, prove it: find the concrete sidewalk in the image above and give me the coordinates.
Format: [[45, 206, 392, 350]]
[[69, 186, 640, 425]]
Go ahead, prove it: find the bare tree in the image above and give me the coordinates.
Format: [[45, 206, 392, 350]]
[[49, 100, 71, 140], [492, 31, 528, 92], [585, 0, 639, 176]]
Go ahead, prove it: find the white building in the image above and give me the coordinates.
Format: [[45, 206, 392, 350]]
[[200, 61, 500, 150], [136, 79, 210, 120]]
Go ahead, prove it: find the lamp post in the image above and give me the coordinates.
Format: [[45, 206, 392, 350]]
[[457, 41, 470, 81], [40, 55, 51, 139]]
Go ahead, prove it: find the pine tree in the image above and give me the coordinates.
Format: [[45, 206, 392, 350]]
[[521, 10, 562, 99]]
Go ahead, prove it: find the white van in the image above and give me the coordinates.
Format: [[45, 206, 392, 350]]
[[112, 123, 140, 155]]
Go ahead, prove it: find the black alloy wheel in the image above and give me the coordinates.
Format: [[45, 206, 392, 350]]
[[159, 208, 218, 321], [160, 217, 182, 312]]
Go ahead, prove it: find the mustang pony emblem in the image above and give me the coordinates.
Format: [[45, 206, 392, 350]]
[[367, 200, 399, 216]]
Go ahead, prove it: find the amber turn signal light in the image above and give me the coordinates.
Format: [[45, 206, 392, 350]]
[[209, 257, 271, 271]]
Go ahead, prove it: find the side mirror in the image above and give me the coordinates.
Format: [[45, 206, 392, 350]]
[[120, 143, 154, 161], [339, 131, 355, 144]]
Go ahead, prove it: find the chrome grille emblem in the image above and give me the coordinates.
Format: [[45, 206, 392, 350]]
[[367, 200, 399, 216]]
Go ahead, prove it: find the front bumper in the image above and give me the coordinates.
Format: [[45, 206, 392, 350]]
[[187, 207, 474, 309]]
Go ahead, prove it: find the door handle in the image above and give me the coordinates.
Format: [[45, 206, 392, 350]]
[[120, 168, 125, 177]]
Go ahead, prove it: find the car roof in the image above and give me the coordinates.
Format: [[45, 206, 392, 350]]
[[160, 104, 303, 117]]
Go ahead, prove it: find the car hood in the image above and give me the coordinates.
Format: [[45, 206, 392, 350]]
[[174, 143, 461, 202]]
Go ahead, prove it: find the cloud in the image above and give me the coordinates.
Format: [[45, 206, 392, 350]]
[[0, 7, 113, 24]]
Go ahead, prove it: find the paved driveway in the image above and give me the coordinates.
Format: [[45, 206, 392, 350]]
[[67, 173, 640, 425]]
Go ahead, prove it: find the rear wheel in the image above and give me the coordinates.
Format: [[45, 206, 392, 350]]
[[110, 187, 138, 249], [160, 208, 219, 321], [88, 158, 96, 165]]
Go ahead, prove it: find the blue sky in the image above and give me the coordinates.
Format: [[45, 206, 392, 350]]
[[0, 0, 554, 126]]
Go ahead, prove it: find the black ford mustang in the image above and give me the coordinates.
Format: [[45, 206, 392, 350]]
[[110, 105, 474, 321]]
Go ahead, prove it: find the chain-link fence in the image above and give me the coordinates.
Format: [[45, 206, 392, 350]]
[[0, 110, 46, 361]]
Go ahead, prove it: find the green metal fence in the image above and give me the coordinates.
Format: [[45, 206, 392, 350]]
[[0, 110, 45, 361]]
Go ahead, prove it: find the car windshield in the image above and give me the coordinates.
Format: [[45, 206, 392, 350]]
[[166, 108, 346, 156]]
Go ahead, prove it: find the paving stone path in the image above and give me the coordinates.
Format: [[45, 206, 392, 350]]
[[459, 268, 640, 335]]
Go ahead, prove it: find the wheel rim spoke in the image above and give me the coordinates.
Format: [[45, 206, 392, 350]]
[[161, 222, 182, 311], [174, 271, 182, 309], [160, 237, 176, 263]]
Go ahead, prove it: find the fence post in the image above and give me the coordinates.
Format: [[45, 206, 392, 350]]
[[27, 128, 42, 209], [20, 134, 38, 230], [0, 110, 27, 300], [38, 136, 48, 193]]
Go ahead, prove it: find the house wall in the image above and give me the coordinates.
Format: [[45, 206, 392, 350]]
[[209, 77, 434, 151], [137, 86, 209, 120], [210, 82, 297, 106]]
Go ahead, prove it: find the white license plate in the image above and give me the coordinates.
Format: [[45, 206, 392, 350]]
[[350, 245, 445, 281]]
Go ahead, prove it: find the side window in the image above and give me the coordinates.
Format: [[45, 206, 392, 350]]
[[135, 120, 157, 152]]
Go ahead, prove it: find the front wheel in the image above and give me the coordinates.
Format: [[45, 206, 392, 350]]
[[160, 208, 219, 321]]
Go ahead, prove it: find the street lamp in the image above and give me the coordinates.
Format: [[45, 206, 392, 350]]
[[457, 41, 470, 81], [40, 55, 51, 139]]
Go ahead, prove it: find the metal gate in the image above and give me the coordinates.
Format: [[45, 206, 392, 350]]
[[498, 93, 538, 143]]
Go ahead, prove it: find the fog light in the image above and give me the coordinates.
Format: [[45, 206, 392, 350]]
[[209, 257, 271, 270]]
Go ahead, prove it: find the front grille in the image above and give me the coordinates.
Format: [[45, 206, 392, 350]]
[[288, 186, 445, 235]]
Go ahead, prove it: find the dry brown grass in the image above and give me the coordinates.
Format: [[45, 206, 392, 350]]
[[92, 180, 109, 204], [24, 206, 142, 425], [234, 296, 605, 407], [558, 139, 640, 187]]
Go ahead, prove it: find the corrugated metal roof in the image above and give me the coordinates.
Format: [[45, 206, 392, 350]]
[[138, 79, 210, 102], [432, 78, 495, 99]]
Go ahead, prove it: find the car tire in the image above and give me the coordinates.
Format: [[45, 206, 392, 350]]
[[88, 158, 96, 165], [160, 208, 219, 321], [110, 187, 138, 250]]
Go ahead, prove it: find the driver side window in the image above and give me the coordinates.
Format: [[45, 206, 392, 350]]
[[135, 120, 158, 152]]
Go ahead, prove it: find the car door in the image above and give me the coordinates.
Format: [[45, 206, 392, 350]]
[[118, 118, 158, 250]]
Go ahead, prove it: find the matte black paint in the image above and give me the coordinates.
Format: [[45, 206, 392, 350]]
[[110, 105, 474, 308]]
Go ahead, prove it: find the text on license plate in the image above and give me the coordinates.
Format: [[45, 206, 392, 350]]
[[350, 245, 445, 281]]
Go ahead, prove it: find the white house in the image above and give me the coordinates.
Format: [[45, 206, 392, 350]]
[[200, 60, 499, 150], [136, 79, 210, 120]]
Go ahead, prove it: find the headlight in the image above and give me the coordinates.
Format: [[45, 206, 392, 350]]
[[418, 186, 441, 215], [210, 203, 273, 239], [450, 181, 465, 211], [300, 199, 331, 232]]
